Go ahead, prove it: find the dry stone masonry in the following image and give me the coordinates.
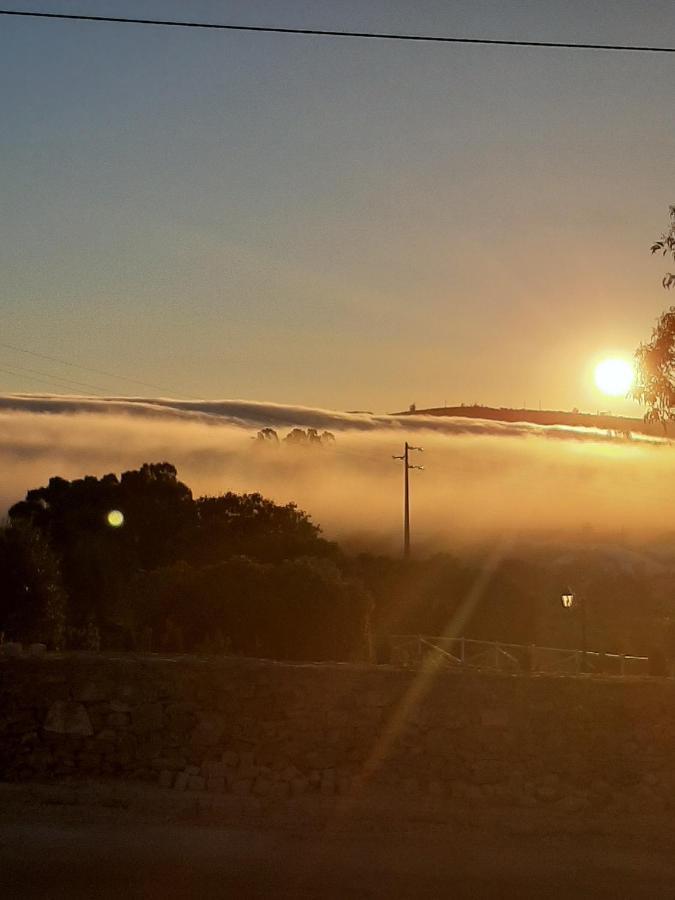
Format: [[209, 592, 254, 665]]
[[2, 652, 675, 817]]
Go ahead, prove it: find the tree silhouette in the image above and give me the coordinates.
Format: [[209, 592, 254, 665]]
[[8, 463, 195, 643], [633, 207, 675, 423], [282, 427, 336, 446], [131, 555, 371, 661], [0, 523, 66, 647], [190, 491, 334, 565], [651, 205, 675, 291], [255, 428, 279, 444]]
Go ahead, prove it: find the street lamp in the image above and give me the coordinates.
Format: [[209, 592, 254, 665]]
[[561, 588, 588, 672]]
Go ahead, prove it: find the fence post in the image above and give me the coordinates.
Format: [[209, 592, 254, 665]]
[[417, 635, 422, 665], [460, 636, 465, 666], [621, 654, 626, 676], [494, 642, 500, 671]]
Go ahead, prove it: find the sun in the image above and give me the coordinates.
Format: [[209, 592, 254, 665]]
[[594, 358, 634, 397]]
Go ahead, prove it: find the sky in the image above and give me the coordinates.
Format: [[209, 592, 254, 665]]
[[2, 0, 674, 414]]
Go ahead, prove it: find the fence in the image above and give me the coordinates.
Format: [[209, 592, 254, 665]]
[[389, 634, 650, 677]]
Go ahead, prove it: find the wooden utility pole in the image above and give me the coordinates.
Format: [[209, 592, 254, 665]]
[[393, 441, 423, 558]]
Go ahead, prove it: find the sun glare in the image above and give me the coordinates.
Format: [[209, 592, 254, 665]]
[[106, 509, 124, 528], [594, 358, 634, 397]]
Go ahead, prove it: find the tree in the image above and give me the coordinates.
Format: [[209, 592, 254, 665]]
[[284, 428, 309, 445], [0, 522, 66, 647], [190, 492, 336, 565], [130, 555, 372, 661], [632, 207, 675, 423], [8, 463, 195, 638], [651, 205, 675, 291], [255, 428, 279, 444]]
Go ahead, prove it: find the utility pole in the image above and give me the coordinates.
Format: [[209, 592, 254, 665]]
[[392, 441, 423, 558]]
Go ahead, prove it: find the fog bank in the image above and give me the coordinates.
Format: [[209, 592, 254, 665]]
[[1, 395, 671, 552]]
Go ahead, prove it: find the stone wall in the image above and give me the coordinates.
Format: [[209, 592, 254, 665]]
[[2, 653, 675, 817]]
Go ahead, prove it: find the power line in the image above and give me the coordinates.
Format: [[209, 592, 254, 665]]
[[0, 342, 173, 394], [0, 359, 110, 395], [1, 9, 673, 54], [0, 364, 103, 396], [392, 442, 424, 559]]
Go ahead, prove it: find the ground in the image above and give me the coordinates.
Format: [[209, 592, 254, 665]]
[[3, 782, 675, 898]]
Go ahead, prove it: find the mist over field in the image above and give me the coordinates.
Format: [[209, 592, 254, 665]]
[[1, 395, 672, 553]]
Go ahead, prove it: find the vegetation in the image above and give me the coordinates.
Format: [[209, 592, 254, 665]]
[[1, 462, 672, 662], [2, 463, 362, 660], [0, 523, 66, 649], [632, 206, 675, 423]]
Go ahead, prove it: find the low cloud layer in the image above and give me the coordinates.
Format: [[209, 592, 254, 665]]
[[1, 394, 672, 552]]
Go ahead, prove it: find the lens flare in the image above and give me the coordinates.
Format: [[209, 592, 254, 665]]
[[594, 358, 634, 397], [106, 509, 124, 528]]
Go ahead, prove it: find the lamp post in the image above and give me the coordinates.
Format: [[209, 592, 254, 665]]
[[561, 589, 588, 672]]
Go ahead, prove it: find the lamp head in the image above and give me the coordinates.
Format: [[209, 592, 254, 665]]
[[561, 591, 575, 609]]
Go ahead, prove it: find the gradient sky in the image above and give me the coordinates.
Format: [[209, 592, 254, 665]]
[[2, 0, 674, 414]]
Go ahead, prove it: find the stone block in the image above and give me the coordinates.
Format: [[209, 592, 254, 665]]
[[207, 777, 225, 793], [151, 755, 186, 772], [44, 702, 93, 737], [306, 750, 337, 770], [136, 736, 163, 761], [239, 751, 255, 769], [4, 711, 37, 735], [131, 703, 164, 734], [222, 750, 239, 768], [28, 643, 47, 658], [232, 779, 252, 796], [159, 770, 174, 789], [464, 784, 484, 804], [269, 782, 290, 800], [188, 776, 205, 791], [1, 642, 23, 658], [471, 760, 504, 786], [364, 690, 388, 708], [174, 772, 188, 792], [536, 784, 560, 802], [78, 752, 102, 771], [253, 777, 273, 797], [75, 681, 112, 703], [556, 795, 590, 813], [191, 715, 225, 746], [202, 760, 226, 779], [428, 780, 444, 797], [238, 760, 260, 780], [402, 777, 420, 795], [291, 777, 309, 796], [107, 712, 130, 729], [481, 709, 510, 729]]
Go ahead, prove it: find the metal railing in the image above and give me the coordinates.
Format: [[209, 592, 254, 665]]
[[389, 634, 650, 676]]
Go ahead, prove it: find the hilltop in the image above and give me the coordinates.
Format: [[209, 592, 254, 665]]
[[396, 404, 671, 438]]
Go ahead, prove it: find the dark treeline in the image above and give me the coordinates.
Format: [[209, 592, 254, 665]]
[[1, 462, 672, 661]]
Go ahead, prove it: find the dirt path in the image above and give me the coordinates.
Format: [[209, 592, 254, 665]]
[[2, 783, 675, 898]]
